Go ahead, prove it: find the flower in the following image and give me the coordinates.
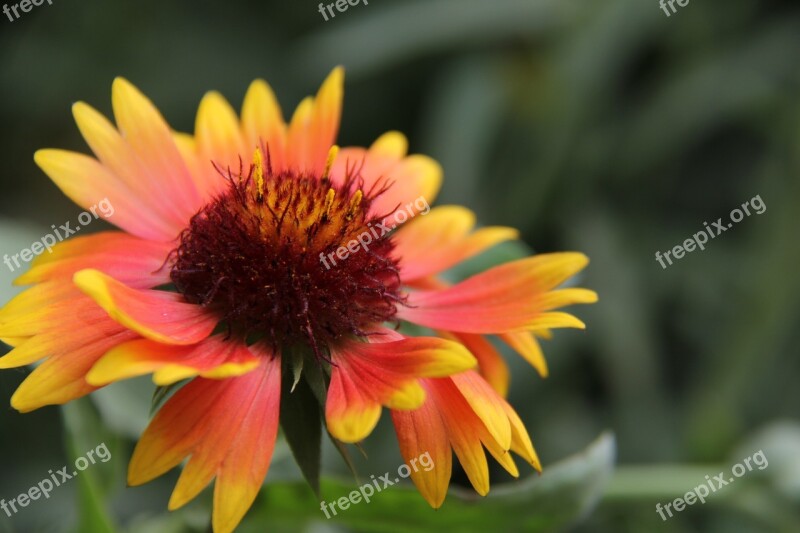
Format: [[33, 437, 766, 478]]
[[0, 68, 597, 532]]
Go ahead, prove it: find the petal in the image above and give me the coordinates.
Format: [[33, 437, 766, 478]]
[[447, 332, 510, 397], [398, 254, 595, 333], [10, 329, 136, 412], [241, 79, 287, 173], [286, 67, 343, 176], [394, 206, 518, 282], [501, 399, 542, 471], [72, 101, 195, 234], [195, 91, 248, 198], [329, 131, 440, 224], [450, 371, 512, 450], [500, 331, 548, 377], [325, 362, 383, 443], [73, 269, 218, 345], [391, 397, 452, 508], [370, 155, 442, 225], [111, 78, 202, 218], [427, 378, 491, 495], [87, 336, 260, 386], [0, 310, 123, 370], [15, 232, 172, 289], [0, 287, 118, 339], [212, 356, 281, 533], [129, 348, 280, 502], [325, 335, 476, 443], [0, 281, 75, 324], [164, 352, 281, 523], [34, 149, 179, 241], [128, 377, 228, 487], [370, 131, 408, 159]]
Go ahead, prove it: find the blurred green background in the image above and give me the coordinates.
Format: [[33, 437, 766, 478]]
[[2, 0, 800, 531]]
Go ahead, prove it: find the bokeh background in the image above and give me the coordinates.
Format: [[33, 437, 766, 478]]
[[2, 0, 800, 531]]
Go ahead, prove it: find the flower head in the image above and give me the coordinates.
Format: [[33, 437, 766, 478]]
[[0, 68, 597, 532]]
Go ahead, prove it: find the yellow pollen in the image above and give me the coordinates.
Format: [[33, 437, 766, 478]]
[[347, 190, 363, 220], [323, 188, 336, 217], [253, 147, 265, 198], [323, 145, 339, 181]]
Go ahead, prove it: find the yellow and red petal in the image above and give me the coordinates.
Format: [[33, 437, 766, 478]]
[[500, 331, 549, 377], [241, 79, 288, 174], [394, 206, 518, 282], [286, 67, 343, 176], [398, 253, 596, 333], [87, 335, 260, 386], [450, 371, 511, 450], [325, 335, 477, 443], [130, 348, 280, 533], [330, 134, 442, 224], [391, 393, 452, 508], [10, 329, 136, 412], [0, 281, 75, 325], [34, 148, 180, 241], [110, 78, 202, 220], [15, 232, 172, 289], [427, 378, 491, 495], [501, 399, 542, 471], [73, 269, 217, 345], [194, 91, 248, 199], [446, 332, 510, 397]]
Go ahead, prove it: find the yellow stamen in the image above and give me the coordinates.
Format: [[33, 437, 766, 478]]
[[322, 145, 339, 181], [253, 147, 265, 198], [323, 188, 335, 217], [347, 190, 363, 220]]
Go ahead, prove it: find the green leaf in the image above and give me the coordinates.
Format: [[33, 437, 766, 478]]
[[239, 432, 615, 532], [61, 399, 118, 533], [280, 361, 324, 497]]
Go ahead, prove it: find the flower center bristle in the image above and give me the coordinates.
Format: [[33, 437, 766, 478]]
[[170, 147, 403, 355]]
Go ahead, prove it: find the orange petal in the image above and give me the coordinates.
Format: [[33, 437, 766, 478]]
[[15, 232, 171, 289], [450, 371, 511, 450], [427, 378, 490, 495], [10, 329, 136, 412], [34, 148, 180, 241], [0, 281, 75, 324], [500, 331, 548, 377], [195, 91, 247, 198], [325, 335, 475, 443], [394, 206, 518, 281], [0, 288, 120, 340], [111, 78, 202, 220], [446, 332, 510, 397], [73, 269, 217, 345], [72, 100, 195, 235], [391, 395, 452, 508], [399, 254, 595, 333], [286, 67, 343, 176], [212, 356, 281, 533], [241, 79, 287, 174], [370, 155, 442, 225], [87, 335, 260, 386]]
